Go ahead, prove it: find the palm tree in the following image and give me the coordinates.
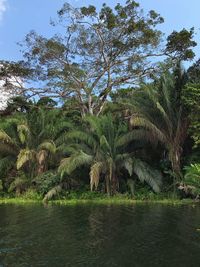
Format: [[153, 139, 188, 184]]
[[0, 107, 71, 189], [127, 67, 188, 180], [58, 114, 162, 195]]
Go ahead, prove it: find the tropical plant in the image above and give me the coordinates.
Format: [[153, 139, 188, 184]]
[[127, 67, 189, 180], [33, 171, 61, 196], [58, 114, 162, 195], [177, 163, 200, 198], [0, 107, 71, 193], [0, 117, 21, 180], [43, 185, 62, 202], [8, 172, 30, 196], [184, 163, 200, 188]]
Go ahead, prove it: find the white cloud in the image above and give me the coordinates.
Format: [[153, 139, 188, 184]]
[[0, 0, 7, 22]]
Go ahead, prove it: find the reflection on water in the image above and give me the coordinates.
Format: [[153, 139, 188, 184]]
[[0, 204, 200, 267]]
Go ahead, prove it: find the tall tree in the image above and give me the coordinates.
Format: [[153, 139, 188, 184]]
[[21, 1, 165, 116]]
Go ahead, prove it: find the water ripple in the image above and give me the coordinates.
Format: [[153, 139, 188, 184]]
[[0, 204, 200, 266]]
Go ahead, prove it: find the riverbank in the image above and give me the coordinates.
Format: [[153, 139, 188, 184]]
[[0, 197, 198, 205]]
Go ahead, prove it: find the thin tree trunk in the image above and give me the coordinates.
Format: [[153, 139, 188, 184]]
[[88, 94, 94, 115], [105, 175, 111, 196], [111, 173, 119, 195], [37, 164, 46, 175], [170, 148, 182, 181]]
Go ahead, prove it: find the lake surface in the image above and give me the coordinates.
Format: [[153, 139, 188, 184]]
[[0, 204, 200, 267]]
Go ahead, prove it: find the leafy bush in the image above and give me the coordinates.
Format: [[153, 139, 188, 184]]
[[184, 163, 200, 193], [33, 171, 60, 195], [22, 189, 42, 200]]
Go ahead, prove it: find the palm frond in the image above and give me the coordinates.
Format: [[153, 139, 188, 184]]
[[0, 130, 14, 145], [130, 117, 167, 144], [39, 141, 56, 154], [0, 156, 15, 176], [8, 176, 29, 193], [133, 159, 162, 193], [100, 135, 111, 152], [57, 143, 92, 156], [58, 131, 97, 149], [59, 150, 93, 176], [43, 185, 62, 202], [124, 158, 133, 176], [53, 121, 73, 138], [155, 101, 172, 133], [90, 161, 104, 191], [17, 149, 36, 170], [84, 116, 102, 137], [0, 143, 18, 156], [116, 129, 154, 147], [17, 124, 30, 144]]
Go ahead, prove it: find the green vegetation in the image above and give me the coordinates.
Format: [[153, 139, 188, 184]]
[[58, 115, 162, 196], [0, 190, 196, 206], [0, 1, 200, 204]]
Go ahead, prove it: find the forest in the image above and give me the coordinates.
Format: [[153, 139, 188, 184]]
[[0, 1, 200, 202]]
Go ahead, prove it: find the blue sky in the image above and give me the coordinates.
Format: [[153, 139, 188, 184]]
[[0, 0, 199, 65]]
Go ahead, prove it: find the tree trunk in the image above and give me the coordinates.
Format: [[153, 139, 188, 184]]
[[170, 148, 182, 181], [111, 173, 119, 195], [88, 94, 94, 115], [37, 164, 46, 175], [37, 150, 48, 175], [105, 175, 111, 196]]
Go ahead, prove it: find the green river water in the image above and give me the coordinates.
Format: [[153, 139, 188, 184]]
[[0, 204, 200, 267]]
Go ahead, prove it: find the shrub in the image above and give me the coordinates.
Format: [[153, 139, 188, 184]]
[[33, 171, 60, 196], [184, 163, 200, 194], [22, 189, 42, 200]]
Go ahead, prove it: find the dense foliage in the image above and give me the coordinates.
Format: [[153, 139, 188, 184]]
[[0, 1, 200, 201]]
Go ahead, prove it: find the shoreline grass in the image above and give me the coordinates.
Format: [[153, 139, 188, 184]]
[[0, 197, 198, 206]]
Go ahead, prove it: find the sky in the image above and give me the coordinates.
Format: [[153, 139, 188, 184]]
[[0, 0, 199, 64]]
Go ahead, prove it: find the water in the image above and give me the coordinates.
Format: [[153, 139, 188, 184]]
[[0, 204, 200, 267]]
